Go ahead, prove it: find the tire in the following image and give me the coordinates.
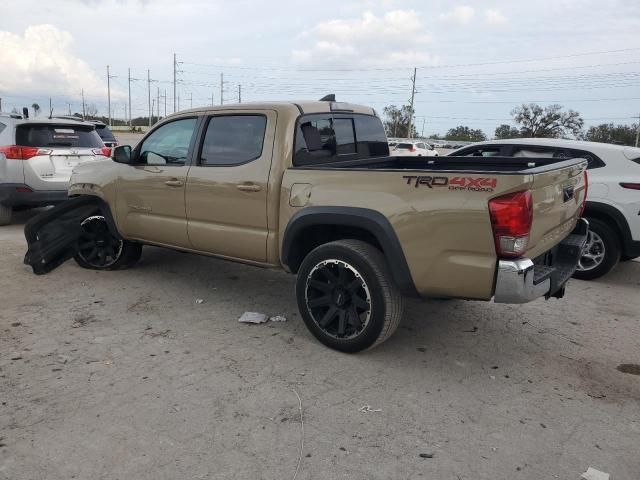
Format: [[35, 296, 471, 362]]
[[0, 204, 12, 226], [295, 239, 404, 353], [73, 215, 142, 270], [573, 218, 620, 280]]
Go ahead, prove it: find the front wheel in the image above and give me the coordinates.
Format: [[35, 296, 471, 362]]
[[296, 239, 404, 353], [573, 218, 620, 280], [73, 215, 142, 270]]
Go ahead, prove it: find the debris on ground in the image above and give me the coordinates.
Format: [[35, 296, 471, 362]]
[[195, 298, 204, 304], [238, 312, 268, 324], [358, 405, 382, 413], [269, 315, 287, 322], [581, 467, 610, 480], [419, 453, 434, 459]]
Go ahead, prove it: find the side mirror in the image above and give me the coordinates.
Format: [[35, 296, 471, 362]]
[[113, 145, 132, 164]]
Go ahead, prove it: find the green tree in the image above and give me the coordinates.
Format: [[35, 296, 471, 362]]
[[31, 103, 41, 117], [584, 123, 638, 146], [494, 124, 520, 140], [445, 125, 486, 142], [383, 105, 417, 138], [511, 103, 583, 138]]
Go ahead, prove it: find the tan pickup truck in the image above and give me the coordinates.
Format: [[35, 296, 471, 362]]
[[24, 99, 588, 352]]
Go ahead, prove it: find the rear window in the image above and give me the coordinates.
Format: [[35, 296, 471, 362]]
[[16, 124, 103, 148], [293, 113, 389, 166], [94, 125, 116, 141], [396, 143, 413, 149]]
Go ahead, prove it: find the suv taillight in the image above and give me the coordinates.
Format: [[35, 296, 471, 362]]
[[409, 145, 416, 152], [489, 190, 533, 258], [92, 147, 112, 157], [0, 145, 51, 160], [580, 170, 588, 216]]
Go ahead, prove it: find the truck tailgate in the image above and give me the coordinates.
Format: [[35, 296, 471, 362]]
[[526, 160, 587, 259]]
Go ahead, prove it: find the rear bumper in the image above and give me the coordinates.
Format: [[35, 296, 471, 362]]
[[494, 218, 589, 304], [0, 183, 68, 208]]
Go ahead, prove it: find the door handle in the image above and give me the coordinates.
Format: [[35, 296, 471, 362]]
[[165, 179, 184, 187], [236, 183, 262, 192]]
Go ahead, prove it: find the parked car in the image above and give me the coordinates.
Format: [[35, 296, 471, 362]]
[[0, 113, 111, 225], [24, 100, 587, 352], [53, 117, 118, 148], [391, 140, 438, 157], [451, 138, 640, 279]]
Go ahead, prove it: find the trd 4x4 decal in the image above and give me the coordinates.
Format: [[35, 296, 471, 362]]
[[403, 175, 497, 192]]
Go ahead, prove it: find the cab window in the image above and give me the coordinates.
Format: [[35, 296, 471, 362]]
[[199, 115, 266, 166], [139, 118, 197, 165]]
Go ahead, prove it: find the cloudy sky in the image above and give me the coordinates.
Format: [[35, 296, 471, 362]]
[[1, 0, 639, 135]]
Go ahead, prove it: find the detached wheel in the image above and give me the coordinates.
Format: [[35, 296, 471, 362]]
[[573, 218, 620, 280], [0, 204, 12, 226], [296, 239, 404, 353], [74, 215, 142, 270]]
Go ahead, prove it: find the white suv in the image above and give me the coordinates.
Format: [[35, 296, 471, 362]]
[[452, 138, 640, 279], [0, 114, 111, 225], [390, 139, 438, 157]]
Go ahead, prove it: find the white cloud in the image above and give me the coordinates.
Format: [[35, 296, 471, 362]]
[[291, 10, 435, 67], [0, 24, 107, 98], [439, 6, 475, 25], [484, 9, 507, 25]]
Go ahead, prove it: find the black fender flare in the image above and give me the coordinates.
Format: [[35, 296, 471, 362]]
[[584, 201, 636, 256], [281, 206, 418, 296], [23, 195, 121, 274]]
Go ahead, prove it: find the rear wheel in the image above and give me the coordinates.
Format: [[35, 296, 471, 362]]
[[0, 204, 12, 226], [573, 218, 620, 280], [73, 215, 142, 270], [296, 239, 404, 353]]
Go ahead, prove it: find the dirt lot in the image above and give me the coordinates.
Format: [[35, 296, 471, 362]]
[[1, 209, 639, 480]]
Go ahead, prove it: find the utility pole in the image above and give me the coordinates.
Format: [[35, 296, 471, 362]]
[[128, 68, 132, 128], [67, 102, 72, 115], [636, 113, 640, 147], [407, 67, 417, 139], [147, 69, 152, 128], [173, 53, 177, 113], [124, 103, 127, 124], [49, 97, 53, 118], [81, 89, 86, 119], [0, 97, 2, 112], [189, 92, 193, 109], [106, 65, 112, 127], [211, 92, 214, 106], [220, 73, 224, 105], [164, 89, 167, 117], [238, 84, 241, 103], [157, 87, 160, 123], [421, 118, 426, 137]]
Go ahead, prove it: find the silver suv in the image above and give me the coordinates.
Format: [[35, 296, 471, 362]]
[[0, 113, 111, 225]]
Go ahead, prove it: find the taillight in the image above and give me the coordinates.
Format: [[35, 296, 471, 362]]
[[92, 147, 112, 157], [409, 146, 416, 152], [580, 170, 588, 216], [489, 190, 533, 258], [620, 182, 640, 190], [0, 145, 51, 160]]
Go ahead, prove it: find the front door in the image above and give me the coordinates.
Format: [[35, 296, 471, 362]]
[[116, 117, 198, 248], [185, 111, 276, 262]]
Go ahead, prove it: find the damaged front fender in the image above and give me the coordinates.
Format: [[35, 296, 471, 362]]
[[24, 196, 119, 275]]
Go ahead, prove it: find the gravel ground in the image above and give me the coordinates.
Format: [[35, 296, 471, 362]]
[[1, 209, 639, 480]]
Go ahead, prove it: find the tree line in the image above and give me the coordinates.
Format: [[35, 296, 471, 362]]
[[383, 103, 639, 146]]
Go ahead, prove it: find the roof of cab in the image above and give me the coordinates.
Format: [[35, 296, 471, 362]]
[[166, 100, 377, 118]]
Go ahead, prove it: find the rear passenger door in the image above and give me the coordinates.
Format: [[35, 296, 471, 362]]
[[185, 111, 276, 262]]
